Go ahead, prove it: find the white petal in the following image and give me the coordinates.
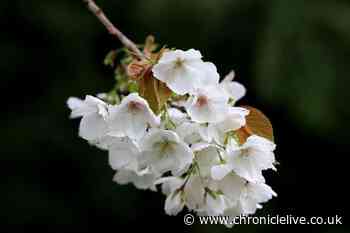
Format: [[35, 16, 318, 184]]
[[171, 142, 194, 176], [195, 145, 221, 178], [208, 107, 249, 144], [218, 173, 246, 202], [221, 82, 246, 102], [108, 93, 158, 140], [150, 151, 177, 175], [239, 197, 259, 215], [138, 129, 193, 176], [186, 86, 229, 123], [165, 64, 200, 95], [175, 121, 203, 145], [84, 95, 108, 118], [234, 159, 265, 183], [181, 49, 202, 60], [153, 49, 211, 95], [140, 129, 179, 151], [108, 137, 139, 170], [205, 195, 227, 216], [67, 97, 83, 110], [79, 113, 108, 141], [167, 108, 187, 125], [155, 177, 184, 195], [220, 70, 246, 101], [85, 95, 107, 106], [184, 175, 206, 210], [191, 142, 211, 152], [211, 164, 232, 180], [240, 135, 277, 172], [67, 96, 102, 118], [92, 135, 117, 150], [113, 169, 157, 190], [159, 49, 202, 63], [247, 182, 277, 203], [245, 135, 276, 151], [222, 107, 249, 130], [222, 70, 236, 82], [223, 204, 243, 228], [165, 192, 184, 216], [227, 148, 260, 181], [193, 62, 220, 87], [67, 97, 86, 118]]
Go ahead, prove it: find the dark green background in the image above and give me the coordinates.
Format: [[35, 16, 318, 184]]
[[1, 0, 349, 232]]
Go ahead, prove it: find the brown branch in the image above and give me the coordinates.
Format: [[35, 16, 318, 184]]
[[83, 0, 144, 59]]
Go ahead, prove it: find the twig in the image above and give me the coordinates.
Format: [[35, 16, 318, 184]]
[[83, 0, 144, 59]]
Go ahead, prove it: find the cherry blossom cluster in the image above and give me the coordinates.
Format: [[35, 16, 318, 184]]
[[67, 49, 277, 227]]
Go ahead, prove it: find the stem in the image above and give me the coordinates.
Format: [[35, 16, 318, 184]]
[[83, 0, 144, 59]]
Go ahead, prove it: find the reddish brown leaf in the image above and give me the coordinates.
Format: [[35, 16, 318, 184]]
[[236, 106, 274, 144], [128, 36, 172, 114], [127, 61, 148, 80], [139, 68, 171, 114]]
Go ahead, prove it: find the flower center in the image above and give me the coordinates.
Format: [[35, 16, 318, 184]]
[[128, 101, 143, 113], [155, 140, 176, 154], [240, 148, 251, 157], [196, 95, 208, 107], [174, 58, 185, 68]]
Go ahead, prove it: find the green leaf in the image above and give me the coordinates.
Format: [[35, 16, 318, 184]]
[[104, 50, 117, 67]]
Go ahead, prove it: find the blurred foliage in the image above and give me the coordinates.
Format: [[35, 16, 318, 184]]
[[255, 0, 350, 138], [1, 0, 349, 232]]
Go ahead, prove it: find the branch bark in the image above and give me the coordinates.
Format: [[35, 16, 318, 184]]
[[83, 0, 144, 59]]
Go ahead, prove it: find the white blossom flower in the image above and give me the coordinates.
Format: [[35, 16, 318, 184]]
[[218, 173, 276, 215], [138, 129, 193, 176], [211, 135, 276, 182], [155, 144, 225, 214], [152, 49, 219, 95], [108, 93, 159, 140], [113, 168, 157, 190], [219, 70, 246, 102], [158, 174, 214, 213], [67, 45, 279, 222], [228, 135, 276, 182], [67, 95, 108, 142], [181, 174, 229, 215], [186, 85, 229, 123], [67, 95, 107, 119], [208, 107, 249, 145], [239, 182, 277, 214]]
